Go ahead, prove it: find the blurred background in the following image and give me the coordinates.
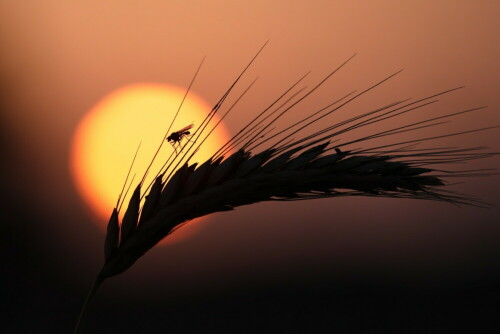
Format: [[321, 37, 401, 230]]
[[1, 1, 499, 333]]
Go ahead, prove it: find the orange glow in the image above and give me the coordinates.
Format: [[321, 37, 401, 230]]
[[70, 84, 231, 243]]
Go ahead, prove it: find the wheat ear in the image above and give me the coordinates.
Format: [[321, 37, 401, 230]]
[[74, 49, 497, 333]]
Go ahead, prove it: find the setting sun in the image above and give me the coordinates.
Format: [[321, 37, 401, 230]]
[[70, 83, 231, 238]]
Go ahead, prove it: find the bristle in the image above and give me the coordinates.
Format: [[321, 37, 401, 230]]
[[120, 185, 141, 244], [216, 71, 310, 159], [140, 57, 205, 188], [138, 175, 164, 226], [116, 142, 141, 209]]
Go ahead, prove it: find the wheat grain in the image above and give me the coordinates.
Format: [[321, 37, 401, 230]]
[[73, 47, 497, 333]]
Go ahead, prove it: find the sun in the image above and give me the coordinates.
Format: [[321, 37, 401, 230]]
[[70, 83, 231, 242]]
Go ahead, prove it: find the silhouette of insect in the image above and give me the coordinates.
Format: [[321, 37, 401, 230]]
[[166, 124, 194, 152]]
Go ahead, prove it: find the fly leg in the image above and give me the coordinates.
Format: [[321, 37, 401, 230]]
[[184, 133, 196, 144], [169, 141, 179, 155]]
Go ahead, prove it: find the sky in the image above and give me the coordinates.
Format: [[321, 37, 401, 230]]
[[1, 1, 500, 333]]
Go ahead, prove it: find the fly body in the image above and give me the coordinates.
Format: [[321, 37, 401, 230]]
[[166, 124, 194, 151]]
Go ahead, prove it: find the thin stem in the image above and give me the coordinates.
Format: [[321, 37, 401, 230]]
[[74, 274, 104, 334]]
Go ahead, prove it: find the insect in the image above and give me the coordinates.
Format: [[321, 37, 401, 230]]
[[166, 124, 194, 152]]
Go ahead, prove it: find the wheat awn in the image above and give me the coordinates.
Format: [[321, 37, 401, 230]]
[[74, 46, 497, 333]]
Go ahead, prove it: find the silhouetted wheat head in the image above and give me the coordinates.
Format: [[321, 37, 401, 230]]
[[74, 44, 497, 333]]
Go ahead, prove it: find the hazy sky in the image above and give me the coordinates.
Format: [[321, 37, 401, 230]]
[[1, 1, 499, 332]]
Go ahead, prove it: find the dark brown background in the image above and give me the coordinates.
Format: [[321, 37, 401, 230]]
[[1, 1, 499, 333]]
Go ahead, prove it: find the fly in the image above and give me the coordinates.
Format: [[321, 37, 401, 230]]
[[166, 124, 194, 152]]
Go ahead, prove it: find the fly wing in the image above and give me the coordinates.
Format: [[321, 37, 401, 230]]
[[176, 124, 194, 133]]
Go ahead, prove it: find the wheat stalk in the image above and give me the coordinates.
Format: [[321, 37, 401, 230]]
[[74, 47, 497, 333]]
